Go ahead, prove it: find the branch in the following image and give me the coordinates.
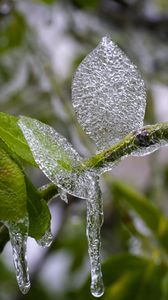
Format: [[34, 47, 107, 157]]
[[82, 122, 168, 170]]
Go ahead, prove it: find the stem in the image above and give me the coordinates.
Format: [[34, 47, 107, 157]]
[[82, 122, 168, 170], [39, 183, 58, 202]]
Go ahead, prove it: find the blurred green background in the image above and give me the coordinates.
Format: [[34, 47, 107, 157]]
[[0, 0, 168, 299]]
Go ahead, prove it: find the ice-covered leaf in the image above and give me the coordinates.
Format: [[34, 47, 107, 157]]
[[72, 36, 146, 151], [18, 116, 97, 200], [0, 112, 36, 166], [0, 147, 27, 222]]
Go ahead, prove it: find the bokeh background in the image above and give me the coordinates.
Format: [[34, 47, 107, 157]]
[[0, 0, 168, 299]]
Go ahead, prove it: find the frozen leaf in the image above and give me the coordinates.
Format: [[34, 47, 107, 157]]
[[72, 36, 146, 151], [18, 116, 97, 200]]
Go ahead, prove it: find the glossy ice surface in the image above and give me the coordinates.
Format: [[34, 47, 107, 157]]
[[72, 36, 146, 152]]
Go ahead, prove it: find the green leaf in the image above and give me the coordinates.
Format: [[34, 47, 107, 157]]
[[25, 177, 51, 240], [0, 12, 26, 53], [0, 112, 36, 166], [0, 147, 27, 222], [79, 254, 166, 300]]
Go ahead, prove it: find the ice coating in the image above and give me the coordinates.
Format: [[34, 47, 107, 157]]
[[58, 188, 68, 203], [6, 217, 30, 294], [18, 117, 97, 200], [72, 36, 146, 152], [37, 229, 53, 247], [132, 127, 168, 157], [86, 179, 104, 297]]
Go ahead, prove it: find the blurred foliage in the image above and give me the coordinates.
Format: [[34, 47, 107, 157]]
[[0, 12, 25, 53], [0, 0, 168, 299]]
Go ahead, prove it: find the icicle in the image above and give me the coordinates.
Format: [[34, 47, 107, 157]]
[[58, 188, 68, 203], [37, 229, 53, 248], [86, 179, 104, 297], [6, 217, 30, 294]]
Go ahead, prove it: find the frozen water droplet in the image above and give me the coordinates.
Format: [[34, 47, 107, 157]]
[[37, 229, 53, 248], [86, 178, 104, 297], [72, 36, 146, 152], [6, 217, 30, 294], [58, 188, 68, 203]]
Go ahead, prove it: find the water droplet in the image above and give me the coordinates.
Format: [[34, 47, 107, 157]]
[[6, 216, 30, 294], [37, 229, 53, 248], [86, 179, 104, 298]]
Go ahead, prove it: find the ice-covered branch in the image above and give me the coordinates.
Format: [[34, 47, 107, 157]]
[[82, 122, 168, 172]]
